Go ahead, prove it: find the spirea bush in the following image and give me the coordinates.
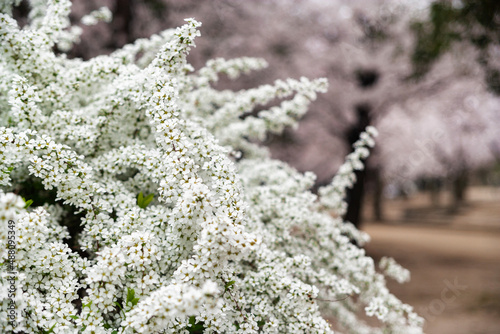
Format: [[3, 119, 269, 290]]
[[0, 1, 423, 333]]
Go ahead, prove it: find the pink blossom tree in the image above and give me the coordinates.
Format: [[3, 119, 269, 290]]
[[50, 0, 500, 225]]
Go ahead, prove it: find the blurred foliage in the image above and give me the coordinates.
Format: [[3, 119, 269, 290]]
[[412, 0, 500, 93]]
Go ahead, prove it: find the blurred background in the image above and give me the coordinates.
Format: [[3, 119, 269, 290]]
[[15, 0, 500, 332]]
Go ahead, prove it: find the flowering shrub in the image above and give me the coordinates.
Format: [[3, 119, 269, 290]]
[[0, 1, 423, 333]]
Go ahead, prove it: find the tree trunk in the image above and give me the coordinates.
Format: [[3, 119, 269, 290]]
[[111, 0, 135, 49], [344, 168, 366, 228], [429, 178, 442, 207], [450, 171, 468, 212], [344, 69, 379, 228], [343, 103, 371, 228]]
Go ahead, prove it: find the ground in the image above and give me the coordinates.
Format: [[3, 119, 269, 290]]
[[362, 186, 500, 334]]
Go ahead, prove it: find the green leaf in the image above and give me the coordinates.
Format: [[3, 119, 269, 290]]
[[143, 193, 154, 207], [114, 301, 123, 311], [82, 301, 92, 309], [137, 192, 144, 206], [69, 315, 79, 320], [126, 287, 135, 304], [187, 316, 206, 333], [1, 166, 13, 174], [23, 199, 33, 209], [42, 323, 57, 334], [137, 192, 154, 208], [224, 280, 235, 291], [115, 300, 127, 318], [126, 287, 140, 306]]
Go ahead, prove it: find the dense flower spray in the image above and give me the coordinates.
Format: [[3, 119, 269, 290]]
[[0, 1, 423, 333]]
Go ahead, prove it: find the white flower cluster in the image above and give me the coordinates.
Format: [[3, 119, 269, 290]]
[[81, 7, 112, 26], [318, 126, 378, 219], [0, 1, 423, 333], [379, 257, 411, 284]]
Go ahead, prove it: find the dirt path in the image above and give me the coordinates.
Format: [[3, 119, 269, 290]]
[[363, 223, 500, 334]]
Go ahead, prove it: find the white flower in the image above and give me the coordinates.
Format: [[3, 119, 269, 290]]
[[365, 297, 389, 321]]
